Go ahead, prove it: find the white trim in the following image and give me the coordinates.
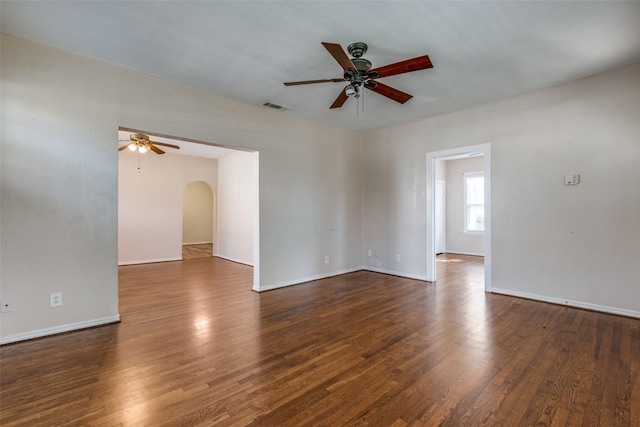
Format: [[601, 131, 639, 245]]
[[252, 152, 260, 291], [427, 144, 491, 291], [118, 257, 181, 266], [214, 254, 253, 267], [362, 267, 428, 282], [182, 241, 213, 245], [255, 267, 429, 292], [253, 267, 362, 292], [0, 315, 121, 345], [443, 251, 484, 257], [491, 288, 640, 319]]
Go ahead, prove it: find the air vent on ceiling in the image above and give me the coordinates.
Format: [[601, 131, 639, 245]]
[[262, 102, 288, 111]]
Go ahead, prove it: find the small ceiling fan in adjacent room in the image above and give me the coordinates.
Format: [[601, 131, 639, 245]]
[[118, 133, 180, 154], [284, 42, 433, 109]]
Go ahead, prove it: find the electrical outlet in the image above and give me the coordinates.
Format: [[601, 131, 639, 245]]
[[0, 300, 12, 313], [325, 256, 330, 264], [50, 292, 62, 307], [396, 254, 401, 262], [368, 250, 372, 257]]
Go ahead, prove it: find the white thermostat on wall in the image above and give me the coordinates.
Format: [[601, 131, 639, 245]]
[[564, 174, 581, 185]]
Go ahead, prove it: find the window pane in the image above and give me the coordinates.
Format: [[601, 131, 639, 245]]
[[466, 176, 484, 204], [467, 205, 484, 231], [464, 173, 484, 232]]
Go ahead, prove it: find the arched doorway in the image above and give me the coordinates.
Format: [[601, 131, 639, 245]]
[[182, 181, 214, 259]]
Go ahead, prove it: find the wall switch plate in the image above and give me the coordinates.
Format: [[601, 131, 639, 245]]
[[396, 254, 401, 262], [0, 300, 12, 313], [368, 250, 372, 257], [50, 292, 62, 307], [325, 256, 330, 264]]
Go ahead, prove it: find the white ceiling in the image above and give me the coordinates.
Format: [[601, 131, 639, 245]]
[[3, 1, 640, 133]]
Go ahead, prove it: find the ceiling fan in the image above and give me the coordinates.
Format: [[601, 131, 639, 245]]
[[284, 42, 433, 109], [118, 133, 180, 154]]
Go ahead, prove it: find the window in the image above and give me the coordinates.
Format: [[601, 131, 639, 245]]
[[464, 172, 484, 233]]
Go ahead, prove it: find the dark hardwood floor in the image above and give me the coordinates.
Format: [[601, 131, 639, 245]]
[[1, 254, 639, 426]]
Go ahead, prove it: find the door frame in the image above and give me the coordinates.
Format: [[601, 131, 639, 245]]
[[426, 143, 491, 291], [435, 179, 446, 255]]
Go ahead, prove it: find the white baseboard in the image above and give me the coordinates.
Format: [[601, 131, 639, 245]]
[[362, 267, 428, 282], [444, 251, 484, 257], [254, 267, 362, 292], [214, 254, 253, 267], [490, 288, 640, 319], [118, 257, 181, 266], [182, 241, 213, 245], [0, 315, 121, 345]]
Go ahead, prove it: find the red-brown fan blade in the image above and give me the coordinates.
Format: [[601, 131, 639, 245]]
[[147, 143, 165, 154], [330, 89, 349, 109], [322, 42, 357, 74], [367, 55, 433, 79], [284, 78, 345, 86], [365, 81, 413, 104], [119, 145, 130, 151], [151, 141, 180, 150]]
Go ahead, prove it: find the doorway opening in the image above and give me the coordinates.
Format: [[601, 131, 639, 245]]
[[182, 181, 214, 260], [426, 144, 491, 291], [117, 127, 260, 290]]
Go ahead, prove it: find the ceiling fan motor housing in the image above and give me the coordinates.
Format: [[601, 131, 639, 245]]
[[131, 133, 150, 143], [347, 42, 368, 58]]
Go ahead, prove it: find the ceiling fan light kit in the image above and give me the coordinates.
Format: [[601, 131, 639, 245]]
[[284, 41, 433, 109]]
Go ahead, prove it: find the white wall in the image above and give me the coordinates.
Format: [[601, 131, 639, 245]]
[[3, 33, 638, 344], [362, 62, 640, 317], [445, 156, 484, 256], [183, 181, 214, 245], [1, 35, 120, 341], [1, 34, 363, 343], [118, 153, 217, 264], [216, 151, 257, 266]]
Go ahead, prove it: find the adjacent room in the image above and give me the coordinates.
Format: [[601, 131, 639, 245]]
[[1, 1, 639, 425], [116, 129, 258, 271]]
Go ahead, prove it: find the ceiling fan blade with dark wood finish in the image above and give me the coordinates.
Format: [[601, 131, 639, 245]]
[[367, 55, 433, 79], [151, 141, 180, 150], [365, 81, 413, 104], [118, 145, 129, 151], [330, 89, 350, 109], [321, 42, 358, 74], [147, 143, 165, 155], [283, 78, 345, 86]]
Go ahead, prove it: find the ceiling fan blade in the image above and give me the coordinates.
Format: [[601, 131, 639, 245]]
[[284, 78, 345, 86], [365, 81, 413, 104], [147, 143, 165, 154], [367, 55, 433, 79], [322, 42, 358, 73], [151, 141, 180, 149], [119, 145, 129, 151], [330, 89, 349, 109]]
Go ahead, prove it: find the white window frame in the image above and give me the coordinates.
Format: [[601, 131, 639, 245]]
[[463, 171, 484, 234]]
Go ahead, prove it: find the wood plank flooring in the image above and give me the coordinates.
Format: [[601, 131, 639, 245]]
[[182, 243, 214, 260], [1, 254, 639, 426]]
